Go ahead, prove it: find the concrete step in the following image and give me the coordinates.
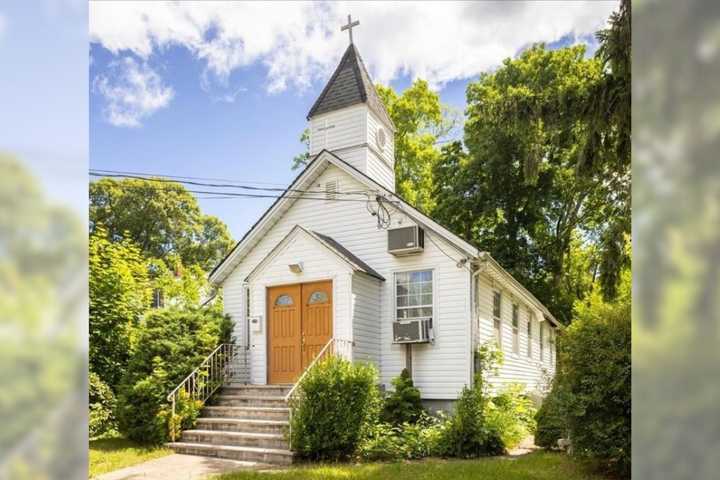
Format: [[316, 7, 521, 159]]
[[168, 442, 294, 466], [213, 395, 287, 408], [202, 406, 290, 421], [221, 385, 292, 397], [195, 417, 288, 434], [181, 430, 288, 450]]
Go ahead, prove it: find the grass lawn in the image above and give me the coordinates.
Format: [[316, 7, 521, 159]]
[[217, 451, 607, 480], [89, 435, 172, 478]]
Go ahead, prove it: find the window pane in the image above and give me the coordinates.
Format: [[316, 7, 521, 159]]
[[397, 284, 408, 296], [397, 296, 408, 307], [275, 294, 293, 306], [309, 291, 329, 304]]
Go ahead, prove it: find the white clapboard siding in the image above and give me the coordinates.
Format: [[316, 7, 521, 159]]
[[352, 274, 382, 365], [475, 274, 556, 394], [223, 164, 472, 399]]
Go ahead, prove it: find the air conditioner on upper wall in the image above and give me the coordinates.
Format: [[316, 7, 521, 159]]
[[388, 225, 424, 256], [393, 318, 433, 344]]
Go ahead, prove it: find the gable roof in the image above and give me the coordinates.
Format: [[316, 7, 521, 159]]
[[310, 230, 384, 281], [245, 225, 384, 282], [307, 44, 395, 131], [209, 149, 479, 285]]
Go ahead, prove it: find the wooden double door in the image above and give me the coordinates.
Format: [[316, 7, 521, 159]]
[[267, 280, 333, 384]]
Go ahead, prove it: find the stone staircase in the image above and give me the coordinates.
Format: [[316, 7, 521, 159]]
[[167, 384, 294, 466]]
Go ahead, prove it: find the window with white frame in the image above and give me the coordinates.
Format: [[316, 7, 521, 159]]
[[493, 291, 502, 348], [395, 270, 433, 320], [512, 304, 520, 354], [527, 313, 533, 358], [539, 321, 545, 362]]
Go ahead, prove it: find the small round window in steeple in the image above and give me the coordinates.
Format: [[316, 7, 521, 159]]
[[376, 127, 387, 151]]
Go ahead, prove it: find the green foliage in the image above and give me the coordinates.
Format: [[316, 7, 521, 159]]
[[488, 384, 538, 449], [289, 356, 381, 460], [90, 229, 150, 391], [535, 381, 568, 449], [90, 178, 234, 271], [89, 372, 117, 438], [115, 309, 232, 443], [556, 269, 631, 476], [382, 368, 424, 425], [440, 376, 504, 458], [291, 128, 311, 170], [376, 80, 460, 213], [433, 45, 629, 322], [357, 413, 447, 461]]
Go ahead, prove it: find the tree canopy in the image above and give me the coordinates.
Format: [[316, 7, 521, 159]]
[[90, 178, 234, 271]]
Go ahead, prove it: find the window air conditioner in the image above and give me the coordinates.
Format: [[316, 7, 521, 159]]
[[393, 318, 433, 344], [388, 225, 424, 256]]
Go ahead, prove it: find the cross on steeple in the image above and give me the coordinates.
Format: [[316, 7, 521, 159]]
[[341, 14, 359, 45]]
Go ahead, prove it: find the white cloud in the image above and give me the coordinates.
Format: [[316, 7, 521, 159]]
[[93, 57, 174, 127], [90, 1, 618, 93]]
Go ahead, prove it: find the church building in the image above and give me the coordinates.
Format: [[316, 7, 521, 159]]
[[209, 33, 559, 409]]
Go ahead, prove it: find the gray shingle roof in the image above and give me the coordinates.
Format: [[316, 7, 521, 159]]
[[307, 44, 395, 131], [310, 230, 385, 281]]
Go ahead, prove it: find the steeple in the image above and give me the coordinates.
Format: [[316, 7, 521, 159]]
[[307, 44, 394, 131], [307, 23, 396, 191]]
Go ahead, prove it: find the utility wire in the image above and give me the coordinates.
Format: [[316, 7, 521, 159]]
[[91, 168, 291, 187], [89, 171, 373, 197], [94, 180, 374, 202]]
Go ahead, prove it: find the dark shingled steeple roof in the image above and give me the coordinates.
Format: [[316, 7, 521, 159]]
[[307, 44, 395, 131]]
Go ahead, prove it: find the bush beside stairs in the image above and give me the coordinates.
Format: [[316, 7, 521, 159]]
[[167, 384, 294, 466]]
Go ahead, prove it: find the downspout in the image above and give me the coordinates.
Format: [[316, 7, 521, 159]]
[[470, 255, 490, 386]]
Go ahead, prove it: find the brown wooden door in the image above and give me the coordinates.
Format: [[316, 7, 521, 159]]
[[267, 285, 302, 384], [301, 281, 333, 370], [267, 281, 333, 384]]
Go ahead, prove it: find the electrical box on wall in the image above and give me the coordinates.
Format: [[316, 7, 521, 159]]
[[250, 315, 263, 334]]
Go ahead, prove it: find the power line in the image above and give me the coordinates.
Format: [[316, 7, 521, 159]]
[[94, 180, 373, 203], [89, 171, 373, 197], [90, 168, 291, 187]]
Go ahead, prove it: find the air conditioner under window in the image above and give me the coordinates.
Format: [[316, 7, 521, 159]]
[[388, 225, 424, 255], [393, 318, 433, 344]]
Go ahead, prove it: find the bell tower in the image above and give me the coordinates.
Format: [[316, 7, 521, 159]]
[[306, 16, 396, 191]]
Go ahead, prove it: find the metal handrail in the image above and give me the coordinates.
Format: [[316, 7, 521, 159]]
[[166, 343, 240, 441], [284, 337, 354, 403], [284, 337, 353, 444]]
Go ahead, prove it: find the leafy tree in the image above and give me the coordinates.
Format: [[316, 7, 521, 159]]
[[291, 128, 311, 170], [90, 178, 234, 271], [553, 268, 631, 476], [376, 80, 460, 213], [89, 228, 150, 391], [433, 45, 622, 323]]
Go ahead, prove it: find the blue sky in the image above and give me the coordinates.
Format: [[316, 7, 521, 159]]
[[89, 2, 615, 240]]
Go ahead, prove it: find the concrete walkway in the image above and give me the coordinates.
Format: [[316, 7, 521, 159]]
[[96, 454, 270, 480]]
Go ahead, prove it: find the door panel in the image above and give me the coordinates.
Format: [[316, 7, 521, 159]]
[[301, 281, 333, 370], [267, 281, 333, 384], [267, 285, 302, 384]]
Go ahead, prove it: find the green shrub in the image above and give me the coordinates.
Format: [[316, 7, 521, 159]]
[[89, 372, 117, 438], [535, 381, 568, 449], [558, 278, 631, 477], [289, 356, 380, 460], [357, 413, 447, 461], [439, 376, 504, 457], [488, 384, 538, 449], [116, 308, 232, 443], [382, 368, 424, 425]]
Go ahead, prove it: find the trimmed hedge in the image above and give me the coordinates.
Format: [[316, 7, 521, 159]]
[[382, 368, 424, 425], [289, 356, 381, 460], [115, 308, 232, 443]]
